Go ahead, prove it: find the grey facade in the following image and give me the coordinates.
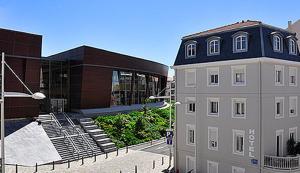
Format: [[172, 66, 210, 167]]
[[173, 21, 300, 173]]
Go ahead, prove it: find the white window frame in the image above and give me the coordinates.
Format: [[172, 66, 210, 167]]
[[185, 69, 196, 87], [232, 98, 247, 119], [289, 67, 297, 86], [207, 67, 219, 87], [232, 129, 245, 156], [232, 166, 245, 173], [275, 129, 284, 156], [289, 127, 298, 141], [208, 39, 220, 55], [186, 155, 196, 173], [231, 65, 246, 86], [208, 126, 218, 151], [186, 42, 197, 58], [207, 97, 220, 117], [232, 32, 248, 53], [207, 160, 218, 173], [275, 97, 285, 119], [186, 97, 196, 115], [273, 35, 282, 52], [275, 65, 284, 86], [186, 124, 195, 146], [289, 96, 298, 117], [289, 39, 298, 55]]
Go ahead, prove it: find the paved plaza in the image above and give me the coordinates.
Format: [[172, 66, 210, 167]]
[[6, 149, 172, 173]]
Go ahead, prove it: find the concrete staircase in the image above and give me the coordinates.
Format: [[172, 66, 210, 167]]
[[38, 114, 103, 162], [80, 118, 117, 153]]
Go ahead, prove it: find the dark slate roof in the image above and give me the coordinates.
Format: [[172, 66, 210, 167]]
[[174, 21, 300, 66]]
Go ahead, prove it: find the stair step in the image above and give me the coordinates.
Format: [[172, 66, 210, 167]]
[[80, 118, 93, 122], [101, 142, 115, 149], [96, 138, 111, 144], [83, 125, 98, 130], [92, 134, 108, 140], [103, 147, 117, 153]]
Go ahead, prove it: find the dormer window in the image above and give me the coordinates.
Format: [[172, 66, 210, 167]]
[[232, 32, 248, 53], [207, 36, 221, 56], [271, 32, 283, 53], [289, 38, 297, 55], [185, 41, 197, 58]]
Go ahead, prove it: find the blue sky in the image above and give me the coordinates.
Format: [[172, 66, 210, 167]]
[[0, 0, 299, 76]]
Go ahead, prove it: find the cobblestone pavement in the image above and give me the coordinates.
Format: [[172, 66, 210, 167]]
[[6, 149, 173, 173]]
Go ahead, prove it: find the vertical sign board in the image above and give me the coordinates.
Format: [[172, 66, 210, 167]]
[[166, 129, 173, 145]]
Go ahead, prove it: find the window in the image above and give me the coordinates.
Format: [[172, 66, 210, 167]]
[[186, 156, 196, 173], [233, 129, 245, 156], [289, 96, 297, 117], [207, 98, 219, 117], [207, 160, 218, 173], [210, 40, 220, 54], [232, 98, 246, 118], [186, 124, 195, 146], [186, 97, 196, 115], [186, 42, 196, 58], [275, 97, 284, 119], [275, 65, 284, 86], [233, 32, 248, 53], [185, 69, 196, 87], [207, 67, 219, 86], [232, 65, 246, 86], [207, 37, 220, 56], [232, 166, 245, 173], [289, 127, 297, 141], [289, 67, 297, 86], [273, 35, 282, 52], [289, 39, 297, 55], [208, 127, 218, 151]]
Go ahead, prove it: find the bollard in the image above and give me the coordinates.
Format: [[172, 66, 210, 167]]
[[15, 164, 18, 173], [151, 140, 153, 145], [106, 152, 108, 159], [68, 160, 70, 168], [135, 165, 137, 173], [35, 163, 38, 172], [120, 171, 122, 173], [94, 154, 97, 162], [116, 148, 119, 156], [162, 157, 164, 165], [153, 160, 155, 169], [126, 146, 128, 153], [52, 161, 55, 170], [81, 157, 84, 165]]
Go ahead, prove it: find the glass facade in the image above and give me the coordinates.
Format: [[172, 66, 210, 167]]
[[111, 70, 164, 106], [40, 59, 69, 113]]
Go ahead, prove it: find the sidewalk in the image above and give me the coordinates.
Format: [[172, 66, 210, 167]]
[[6, 149, 172, 173]]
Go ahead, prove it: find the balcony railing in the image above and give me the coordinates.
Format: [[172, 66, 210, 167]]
[[264, 155, 300, 170]]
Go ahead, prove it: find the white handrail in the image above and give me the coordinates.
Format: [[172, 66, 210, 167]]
[[62, 112, 95, 154], [63, 130, 81, 156], [264, 155, 299, 170]]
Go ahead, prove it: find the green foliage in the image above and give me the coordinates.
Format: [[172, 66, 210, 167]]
[[95, 106, 174, 148]]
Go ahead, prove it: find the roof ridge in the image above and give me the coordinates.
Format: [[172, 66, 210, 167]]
[[183, 20, 261, 39]]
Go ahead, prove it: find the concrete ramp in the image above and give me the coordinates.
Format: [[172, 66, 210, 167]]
[[1, 122, 61, 166]]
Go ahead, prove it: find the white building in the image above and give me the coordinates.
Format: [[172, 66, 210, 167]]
[[173, 20, 300, 173]]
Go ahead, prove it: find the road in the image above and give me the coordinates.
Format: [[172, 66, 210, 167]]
[[130, 138, 174, 156]]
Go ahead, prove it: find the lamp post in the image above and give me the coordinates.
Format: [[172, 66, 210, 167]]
[[149, 94, 180, 169], [0, 52, 45, 173]]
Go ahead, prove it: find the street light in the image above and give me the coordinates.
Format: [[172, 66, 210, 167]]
[[0, 52, 45, 173], [149, 94, 177, 169]]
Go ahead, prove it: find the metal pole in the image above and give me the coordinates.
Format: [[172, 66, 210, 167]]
[[169, 92, 172, 167], [1, 52, 5, 173]]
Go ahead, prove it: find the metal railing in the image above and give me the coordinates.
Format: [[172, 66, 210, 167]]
[[62, 130, 80, 159], [264, 155, 300, 170], [62, 112, 95, 156], [49, 113, 62, 135]]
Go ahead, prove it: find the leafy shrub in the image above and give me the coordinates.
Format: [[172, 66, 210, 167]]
[[95, 106, 174, 148]]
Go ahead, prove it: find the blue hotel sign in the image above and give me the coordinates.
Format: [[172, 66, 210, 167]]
[[251, 159, 258, 165]]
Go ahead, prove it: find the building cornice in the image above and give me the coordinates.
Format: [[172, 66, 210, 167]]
[[171, 57, 300, 69]]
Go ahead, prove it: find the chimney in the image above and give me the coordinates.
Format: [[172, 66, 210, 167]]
[[288, 21, 292, 30]]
